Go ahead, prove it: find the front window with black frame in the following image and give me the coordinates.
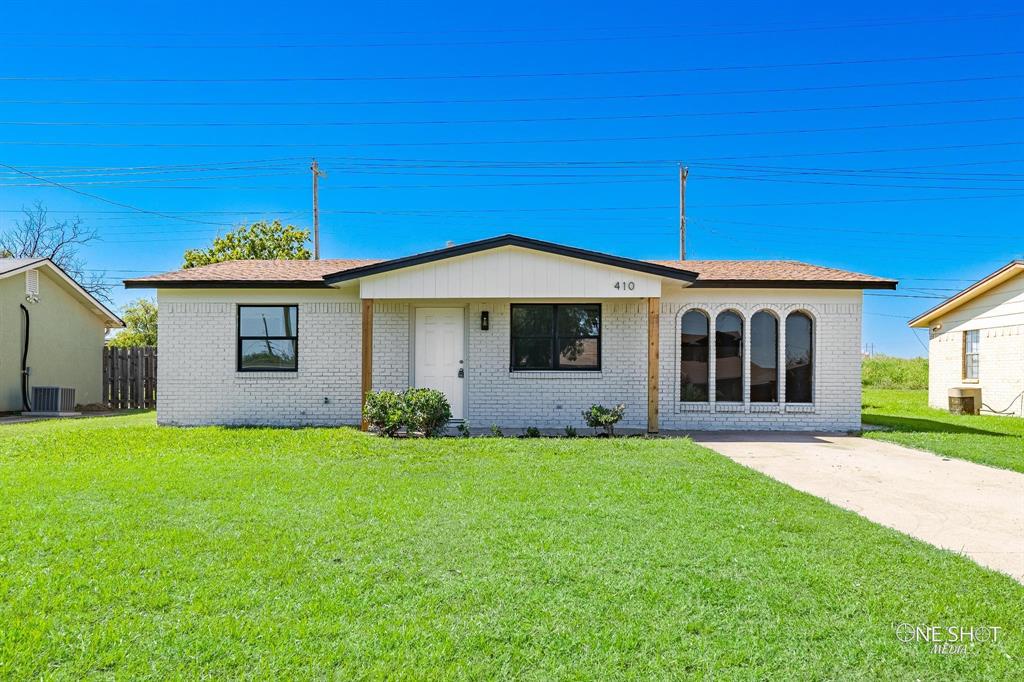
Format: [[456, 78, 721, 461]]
[[237, 305, 298, 372], [511, 304, 601, 371]]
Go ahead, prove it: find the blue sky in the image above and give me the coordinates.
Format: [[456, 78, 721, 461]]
[[1, 0, 1021, 357]]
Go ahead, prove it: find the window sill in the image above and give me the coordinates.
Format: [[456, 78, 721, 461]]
[[715, 402, 745, 413], [785, 403, 815, 413], [961, 378, 980, 384], [679, 402, 712, 412], [510, 371, 604, 379], [750, 402, 780, 412]]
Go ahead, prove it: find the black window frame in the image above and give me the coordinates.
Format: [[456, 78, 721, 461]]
[[510, 303, 602, 372], [237, 304, 299, 373]]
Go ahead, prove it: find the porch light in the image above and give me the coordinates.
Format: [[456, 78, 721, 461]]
[[480, 311, 489, 331]]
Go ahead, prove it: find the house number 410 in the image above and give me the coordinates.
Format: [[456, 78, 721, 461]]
[[613, 281, 636, 291]]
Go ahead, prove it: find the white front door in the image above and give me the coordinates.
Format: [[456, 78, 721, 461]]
[[414, 307, 465, 419]]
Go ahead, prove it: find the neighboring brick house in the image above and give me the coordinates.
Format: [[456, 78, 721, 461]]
[[910, 260, 1024, 418], [125, 235, 896, 431]]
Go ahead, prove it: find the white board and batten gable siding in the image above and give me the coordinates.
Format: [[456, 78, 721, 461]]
[[357, 246, 664, 299]]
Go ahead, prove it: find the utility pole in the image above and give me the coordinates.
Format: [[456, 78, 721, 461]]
[[310, 158, 326, 260], [678, 164, 688, 260]]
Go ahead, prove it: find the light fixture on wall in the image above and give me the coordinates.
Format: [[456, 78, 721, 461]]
[[480, 311, 489, 331]]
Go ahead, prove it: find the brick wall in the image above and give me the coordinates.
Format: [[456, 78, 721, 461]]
[[658, 289, 863, 431], [926, 272, 1024, 417], [465, 300, 648, 430], [157, 288, 865, 431], [157, 289, 362, 426]]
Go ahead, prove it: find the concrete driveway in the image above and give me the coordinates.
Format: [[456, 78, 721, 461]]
[[691, 433, 1024, 583]]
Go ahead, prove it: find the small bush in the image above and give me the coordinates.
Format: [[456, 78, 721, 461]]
[[456, 422, 471, 438], [489, 424, 504, 437], [403, 388, 453, 437], [862, 355, 929, 390], [363, 390, 405, 437], [524, 426, 541, 438], [363, 388, 451, 437], [582, 403, 626, 437], [563, 425, 577, 438]]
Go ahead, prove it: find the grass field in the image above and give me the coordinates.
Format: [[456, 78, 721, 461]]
[[863, 388, 1024, 474], [1, 414, 1022, 679], [862, 355, 929, 390]]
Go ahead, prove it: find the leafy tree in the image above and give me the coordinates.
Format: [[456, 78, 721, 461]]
[[107, 298, 158, 348], [183, 220, 311, 268], [0, 202, 111, 302]]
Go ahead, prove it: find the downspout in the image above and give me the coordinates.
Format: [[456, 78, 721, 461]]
[[19, 303, 31, 411]]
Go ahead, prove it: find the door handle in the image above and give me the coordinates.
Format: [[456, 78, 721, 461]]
[[458, 368, 465, 378]]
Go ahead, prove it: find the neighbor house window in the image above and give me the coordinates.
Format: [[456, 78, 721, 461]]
[[785, 312, 813, 402], [510, 304, 600, 371], [750, 311, 779, 402], [715, 311, 744, 401], [963, 330, 979, 380], [238, 305, 298, 372], [680, 310, 709, 401]]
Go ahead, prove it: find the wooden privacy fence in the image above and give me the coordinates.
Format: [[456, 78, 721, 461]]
[[102, 346, 157, 409]]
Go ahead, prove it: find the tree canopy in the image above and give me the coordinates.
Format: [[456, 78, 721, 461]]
[[183, 220, 311, 269], [107, 298, 158, 348], [0, 202, 111, 302]]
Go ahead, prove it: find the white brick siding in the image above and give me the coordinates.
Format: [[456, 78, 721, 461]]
[[157, 287, 865, 431], [658, 289, 863, 431], [925, 270, 1024, 417], [157, 289, 362, 426]]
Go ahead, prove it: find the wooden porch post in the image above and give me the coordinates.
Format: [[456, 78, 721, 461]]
[[360, 299, 374, 431], [647, 297, 660, 434]]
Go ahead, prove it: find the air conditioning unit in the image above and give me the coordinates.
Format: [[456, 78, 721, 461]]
[[948, 387, 981, 415], [30, 386, 77, 415]]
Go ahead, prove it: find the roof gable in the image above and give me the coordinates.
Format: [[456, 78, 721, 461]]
[[909, 260, 1024, 328], [0, 258, 123, 327], [322, 235, 698, 286]]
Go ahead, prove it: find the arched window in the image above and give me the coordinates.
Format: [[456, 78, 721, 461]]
[[786, 312, 814, 403], [750, 311, 778, 402], [715, 311, 743, 402], [680, 310, 709, 401]]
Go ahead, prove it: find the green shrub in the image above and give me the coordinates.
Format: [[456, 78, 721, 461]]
[[523, 426, 541, 438], [456, 422, 471, 438], [489, 424, 504, 437], [402, 388, 453, 437], [363, 388, 452, 437], [582, 403, 626, 436], [363, 390, 405, 437], [563, 425, 578, 438], [862, 355, 929, 390]]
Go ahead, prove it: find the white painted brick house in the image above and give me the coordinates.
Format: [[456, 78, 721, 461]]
[[125, 235, 896, 431], [910, 260, 1024, 418]]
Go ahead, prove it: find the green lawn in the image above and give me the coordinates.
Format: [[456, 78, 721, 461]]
[[863, 388, 1024, 474], [2, 414, 1022, 679]]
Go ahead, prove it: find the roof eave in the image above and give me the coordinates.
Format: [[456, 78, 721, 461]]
[[123, 279, 332, 289], [689, 279, 898, 290], [908, 260, 1024, 328]]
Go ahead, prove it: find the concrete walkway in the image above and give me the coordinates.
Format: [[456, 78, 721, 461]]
[[691, 432, 1024, 583]]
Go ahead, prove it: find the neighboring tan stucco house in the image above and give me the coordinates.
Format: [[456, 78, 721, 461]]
[[910, 260, 1024, 417], [125, 235, 897, 432], [0, 258, 123, 412]]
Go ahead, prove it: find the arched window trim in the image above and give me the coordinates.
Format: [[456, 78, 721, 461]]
[[749, 309, 780, 403], [714, 309, 745, 403], [784, 310, 815, 404], [678, 307, 711, 403]]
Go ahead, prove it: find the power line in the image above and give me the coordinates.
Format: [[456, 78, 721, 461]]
[[1, 73, 1021, 107], [2, 49, 1021, 83], [0, 163, 228, 226], [2, 115, 1020, 149], [4, 94, 1021, 128], [6, 12, 1023, 49]]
